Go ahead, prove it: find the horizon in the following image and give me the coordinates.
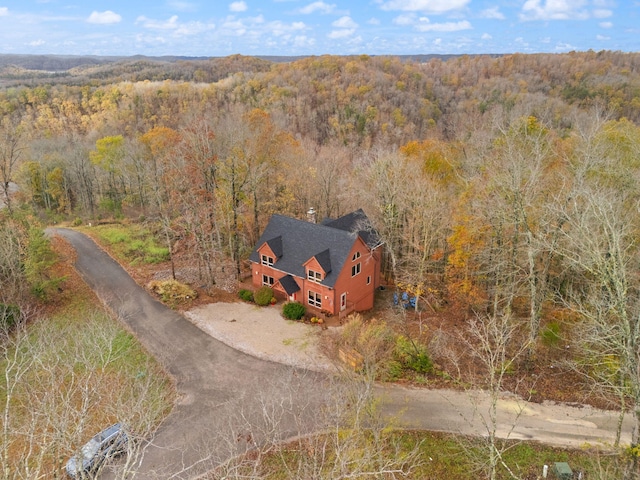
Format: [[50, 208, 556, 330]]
[[0, 1, 638, 58]]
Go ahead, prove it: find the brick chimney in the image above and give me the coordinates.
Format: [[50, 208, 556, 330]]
[[307, 207, 317, 224]]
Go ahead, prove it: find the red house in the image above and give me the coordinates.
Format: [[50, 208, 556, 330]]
[[249, 209, 383, 318]]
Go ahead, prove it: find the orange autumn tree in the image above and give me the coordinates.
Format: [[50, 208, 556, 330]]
[[446, 202, 488, 308], [399, 138, 462, 188]]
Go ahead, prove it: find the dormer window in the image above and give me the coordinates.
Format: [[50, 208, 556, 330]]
[[261, 254, 274, 266], [307, 269, 322, 283], [352, 251, 361, 261]]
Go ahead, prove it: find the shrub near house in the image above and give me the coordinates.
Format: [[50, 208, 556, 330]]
[[254, 286, 274, 306], [282, 301, 306, 320]]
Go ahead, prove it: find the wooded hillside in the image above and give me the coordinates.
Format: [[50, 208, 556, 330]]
[[2, 51, 639, 285], [3, 50, 640, 474]]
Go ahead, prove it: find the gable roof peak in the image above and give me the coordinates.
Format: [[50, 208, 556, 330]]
[[323, 209, 381, 249], [313, 248, 332, 274], [265, 235, 283, 258]]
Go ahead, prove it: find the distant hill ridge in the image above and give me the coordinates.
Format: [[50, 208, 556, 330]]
[[0, 53, 484, 72]]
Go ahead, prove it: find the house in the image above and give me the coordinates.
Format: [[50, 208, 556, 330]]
[[249, 209, 383, 318]]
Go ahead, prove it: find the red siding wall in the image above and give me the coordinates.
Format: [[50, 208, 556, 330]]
[[333, 238, 380, 317]]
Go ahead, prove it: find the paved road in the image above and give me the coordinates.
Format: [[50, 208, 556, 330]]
[[54, 229, 632, 478], [54, 229, 329, 479]]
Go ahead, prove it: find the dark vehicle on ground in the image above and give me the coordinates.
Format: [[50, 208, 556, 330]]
[[65, 423, 128, 478]]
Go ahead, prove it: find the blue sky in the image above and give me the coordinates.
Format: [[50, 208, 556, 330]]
[[0, 1, 637, 57]]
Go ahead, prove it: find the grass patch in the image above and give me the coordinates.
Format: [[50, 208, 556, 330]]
[[89, 223, 170, 265], [221, 430, 622, 479], [542, 320, 562, 347]]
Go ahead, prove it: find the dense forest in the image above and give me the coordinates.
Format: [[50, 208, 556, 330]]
[[2, 50, 640, 476]]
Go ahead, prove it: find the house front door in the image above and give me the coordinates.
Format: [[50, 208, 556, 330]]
[[340, 292, 347, 311]]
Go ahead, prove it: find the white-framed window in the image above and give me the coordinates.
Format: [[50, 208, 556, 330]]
[[367, 275, 371, 285], [308, 290, 322, 308], [351, 262, 361, 277], [262, 275, 274, 286], [352, 251, 361, 261], [307, 269, 322, 283], [261, 254, 274, 266]]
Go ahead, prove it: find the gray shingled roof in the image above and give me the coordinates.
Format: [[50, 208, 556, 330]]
[[266, 235, 283, 258], [250, 213, 364, 288], [278, 274, 300, 295], [322, 208, 381, 249], [313, 249, 332, 274]]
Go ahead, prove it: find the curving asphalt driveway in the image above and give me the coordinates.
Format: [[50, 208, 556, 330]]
[[54, 229, 331, 479], [53, 229, 632, 478]]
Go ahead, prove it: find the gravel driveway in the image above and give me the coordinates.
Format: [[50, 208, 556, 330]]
[[185, 302, 336, 372]]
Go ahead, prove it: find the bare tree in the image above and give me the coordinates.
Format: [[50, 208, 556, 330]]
[[0, 114, 24, 215], [0, 218, 29, 305], [459, 310, 531, 480], [553, 115, 640, 477], [1, 312, 173, 479]]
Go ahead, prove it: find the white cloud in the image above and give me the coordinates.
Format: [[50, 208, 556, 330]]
[[481, 32, 492, 39], [415, 19, 471, 32], [520, 0, 589, 21], [221, 17, 247, 36], [87, 10, 122, 24], [596, 34, 610, 40], [28, 39, 46, 46], [174, 21, 215, 36], [0, 7, 8, 16], [218, 15, 310, 43], [555, 41, 577, 51], [599, 21, 613, 28], [137, 15, 180, 30], [380, 0, 470, 14], [368, 18, 381, 25], [480, 6, 505, 20], [433, 38, 442, 45], [332, 16, 357, 29], [327, 15, 358, 38], [299, 1, 336, 14], [268, 20, 306, 36], [293, 35, 315, 47], [135, 15, 215, 36], [393, 13, 416, 25], [593, 9, 612, 18], [229, 1, 248, 12], [392, 13, 471, 32], [328, 29, 355, 39]]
